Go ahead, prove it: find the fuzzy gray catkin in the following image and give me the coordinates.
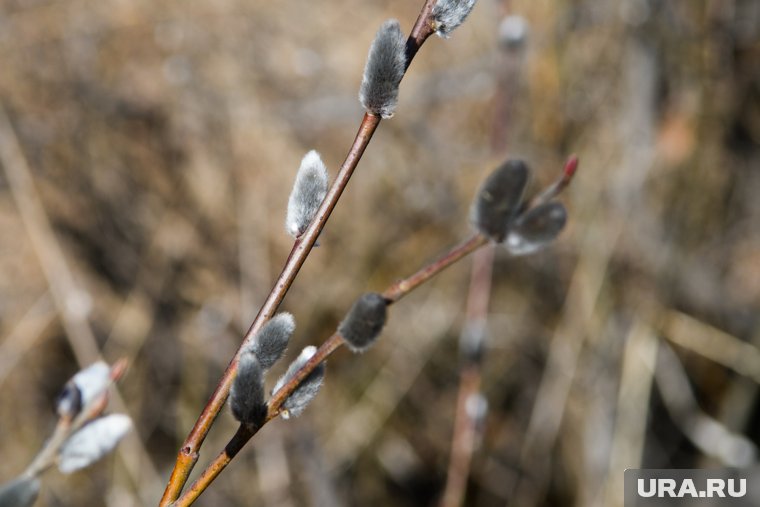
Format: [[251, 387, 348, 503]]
[[338, 293, 388, 353], [272, 346, 325, 419], [230, 353, 267, 426], [248, 312, 295, 371], [471, 159, 529, 242], [431, 0, 478, 38], [504, 201, 567, 255], [286, 150, 329, 238], [359, 20, 406, 118]]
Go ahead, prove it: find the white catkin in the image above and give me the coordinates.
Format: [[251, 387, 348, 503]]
[[286, 150, 329, 238], [431, 0, 478, 38], [58, 414, 132, 474], [57, 361, 112, 417], [359, 20, 406, 118], [71, 362, 111, 408]]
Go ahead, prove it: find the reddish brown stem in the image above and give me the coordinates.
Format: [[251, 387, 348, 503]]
[[439, 245, 494, 507], [383, 233, 488, 303], [406, 0, 437, 66], [439, 366, 483, 507], [170, 425, 254, 507]]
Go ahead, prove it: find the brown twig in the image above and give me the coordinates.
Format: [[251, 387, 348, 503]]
[[439, 368, 483, 507], [439, 244, 494, 507], [161, 7, 440, 502], [383, 234, 488, 303], [171, 231, 489, 506]]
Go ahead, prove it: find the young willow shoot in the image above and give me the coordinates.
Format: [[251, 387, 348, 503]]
[[0, 360, 130, 507], [162, 2, 539, 504], [160, 3, 444, 502], [169, 157, 578, 507]]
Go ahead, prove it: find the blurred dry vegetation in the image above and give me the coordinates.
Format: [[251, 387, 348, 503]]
[[0, 0, 759, 506]]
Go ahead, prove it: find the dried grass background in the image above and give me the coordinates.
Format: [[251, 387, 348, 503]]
[[0, 0, 758, 506]]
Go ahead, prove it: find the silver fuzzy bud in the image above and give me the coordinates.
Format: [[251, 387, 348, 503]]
[[248, 313, 295, 371], [0, 477, 40, 507], [230, 353, 267, 426], [58, 414, 132, 474], [504, 201, 567, 255], [432, 0, 478, 38], [359, 20, 407, 119], [273, 346, 325, 419], [471, 159, 529, 242], [338, 293, 387, 353], [286, 150, 329, 239]]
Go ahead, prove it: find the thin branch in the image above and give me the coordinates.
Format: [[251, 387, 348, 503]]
[[383, 234, 488, 303], [439, 244, 494, 507], [439, 367, 482, 507]]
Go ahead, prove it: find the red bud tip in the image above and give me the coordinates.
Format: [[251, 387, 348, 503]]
[[563, 155, 579, 182], [110, 358, 129, 382]]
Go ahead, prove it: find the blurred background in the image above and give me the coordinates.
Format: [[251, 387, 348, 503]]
[[0, 0, 758, 505]]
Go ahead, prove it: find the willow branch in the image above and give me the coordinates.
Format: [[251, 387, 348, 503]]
[[160, 4, 438, 504], [171, 231, 489, 507]]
